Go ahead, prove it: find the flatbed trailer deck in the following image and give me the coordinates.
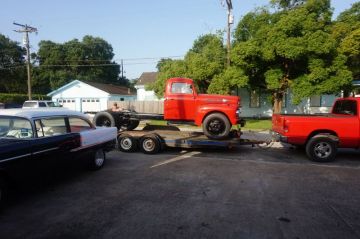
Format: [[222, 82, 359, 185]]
[[117, 125, 270, 154]]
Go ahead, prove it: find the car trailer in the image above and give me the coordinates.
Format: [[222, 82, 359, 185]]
[[117, 125, 272, 154]]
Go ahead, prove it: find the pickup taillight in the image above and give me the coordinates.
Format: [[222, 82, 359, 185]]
[[283, 119, 289, 133]]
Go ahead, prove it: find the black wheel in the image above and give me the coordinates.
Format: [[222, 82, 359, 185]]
[[120, 119, 140, 131], [118, 134, 138, 152], [139, 134, 161, 154], [93, 112, 116, 128], [88, 148, 106, 170], [306, 135, 337, 162], [202, 113, 231, 140]]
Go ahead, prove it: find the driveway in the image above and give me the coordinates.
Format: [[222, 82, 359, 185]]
[[0, 145, 360, 239]]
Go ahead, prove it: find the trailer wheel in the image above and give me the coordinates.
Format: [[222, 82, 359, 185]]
[[93, 112, 116, 128], [202, 113, 231, 140], [139, 134, 161, 154], [120, 119, 140, 131], [306, 135, 338, 162], [118, 134, 138, 152]]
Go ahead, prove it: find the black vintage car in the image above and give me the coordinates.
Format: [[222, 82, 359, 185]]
[[0, 108, 117, 206]]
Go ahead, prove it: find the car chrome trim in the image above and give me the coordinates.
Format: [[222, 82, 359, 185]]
[[32, 147, 59, 155], [1, 153, 32, 162]]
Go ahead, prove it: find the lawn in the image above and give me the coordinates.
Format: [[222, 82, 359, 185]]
[[147, 119, 272, 131]]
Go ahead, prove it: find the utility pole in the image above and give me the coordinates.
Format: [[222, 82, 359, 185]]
[[224, 0, 233, 67], [13, 22, 37, 100]]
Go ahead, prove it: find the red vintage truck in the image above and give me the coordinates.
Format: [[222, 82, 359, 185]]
[[272, 97, 360, 162], [93, 78, 244, 140]]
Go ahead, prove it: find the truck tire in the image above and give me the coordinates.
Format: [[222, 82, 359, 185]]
[[139, 134, 161, 154], [118, 134, 138, 152], [202, 113, 231, 140], [93, 112, 116, 128], [305, 135, 338, 162], [88, 148, 106, 170], [120, 119, 140, 131]]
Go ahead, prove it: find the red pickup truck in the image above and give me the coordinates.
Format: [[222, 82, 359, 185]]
[[93, 78, 244, 140], [272, 97, 360, 162]]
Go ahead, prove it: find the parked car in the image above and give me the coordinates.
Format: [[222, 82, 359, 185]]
[[0, 108, 117, 206], [0, 102, 22, 109], [22, 100, 62, 108], [272, 97, 360, 162]]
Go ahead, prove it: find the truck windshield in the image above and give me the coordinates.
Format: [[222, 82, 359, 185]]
[[332, 100, 358, 116], [0, 117, 33, 138]]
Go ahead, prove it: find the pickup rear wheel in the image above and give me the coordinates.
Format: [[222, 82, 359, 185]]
[[305, 136, 337, 162], [118, 134, 138, 152], [93, 112, 116, 128], [88, 148, 106, 170], [202, 113, 231, 140], [139, 134, 161, 154]]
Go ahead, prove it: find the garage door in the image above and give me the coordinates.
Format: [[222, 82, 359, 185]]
[[58, 99, 76, 111], [81, 98, 101, 112]]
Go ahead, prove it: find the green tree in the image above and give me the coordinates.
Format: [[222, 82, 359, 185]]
[[0, 34, 27, 93], [232, 0, 353, 113], [151, 34, 226, 97], [334, 2, 360, 81], [34, 35, 120, 91]]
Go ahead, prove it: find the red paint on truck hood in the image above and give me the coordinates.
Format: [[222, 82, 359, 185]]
[[197, 94, 240, 105]]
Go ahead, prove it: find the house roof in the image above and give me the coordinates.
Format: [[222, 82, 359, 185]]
[[136, 72, 158, 86], [47, 80, 135, 96], [86, 81, 135, 95]]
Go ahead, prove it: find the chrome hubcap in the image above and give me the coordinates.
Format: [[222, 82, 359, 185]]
[[95, 150, 105, 166], [314, 142, 332, 158], [143, 139, 155, 151], [121, 138, 132, 150]]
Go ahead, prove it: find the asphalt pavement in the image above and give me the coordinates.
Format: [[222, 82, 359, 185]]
[[0, 144, 360, 239]]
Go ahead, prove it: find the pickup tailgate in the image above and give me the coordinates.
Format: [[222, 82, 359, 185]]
[[272, 114, 285, 134]]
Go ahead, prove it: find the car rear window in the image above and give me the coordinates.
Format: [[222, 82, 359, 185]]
[[332, 100, 358, 116]]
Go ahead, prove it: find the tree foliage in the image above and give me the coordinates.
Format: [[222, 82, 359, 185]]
[[0, 34, 26, 93], [232, 0, 353, 112], [33, 35, 121, 91]]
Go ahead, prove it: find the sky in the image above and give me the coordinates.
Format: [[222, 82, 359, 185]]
[[0, 0, 358, 80]]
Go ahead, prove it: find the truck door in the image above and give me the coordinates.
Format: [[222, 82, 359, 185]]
[[164, 82, 196, 121]]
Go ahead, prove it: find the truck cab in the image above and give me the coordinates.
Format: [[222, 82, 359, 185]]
[[164, 78, 243, 139]]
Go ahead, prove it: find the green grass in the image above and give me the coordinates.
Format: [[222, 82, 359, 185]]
[[147, 119, 272, 131], [242, 119, 272, 131]]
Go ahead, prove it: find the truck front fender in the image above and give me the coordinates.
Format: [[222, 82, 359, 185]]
[[195, 106, 237, 126]]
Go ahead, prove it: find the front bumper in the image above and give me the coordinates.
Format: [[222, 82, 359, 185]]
[[271, 131, 288, 143]]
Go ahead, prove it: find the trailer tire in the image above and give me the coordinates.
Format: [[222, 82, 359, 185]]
[[202, 113, 231, 140], [305, 135, 338, 162], [118, 134, 138, 152], [93, 112, 116, 128], [139, 134, 161, 154], [120, 120, 140, 131]]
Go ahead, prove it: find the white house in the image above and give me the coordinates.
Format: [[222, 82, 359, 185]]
[[47, 80, 136, 112], [134, 72, 159, 101]]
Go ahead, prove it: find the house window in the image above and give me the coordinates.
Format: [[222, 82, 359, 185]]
[[310, 95, 321, 107], [250, 89, 260, 108], [120, 98, 124, 101]]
